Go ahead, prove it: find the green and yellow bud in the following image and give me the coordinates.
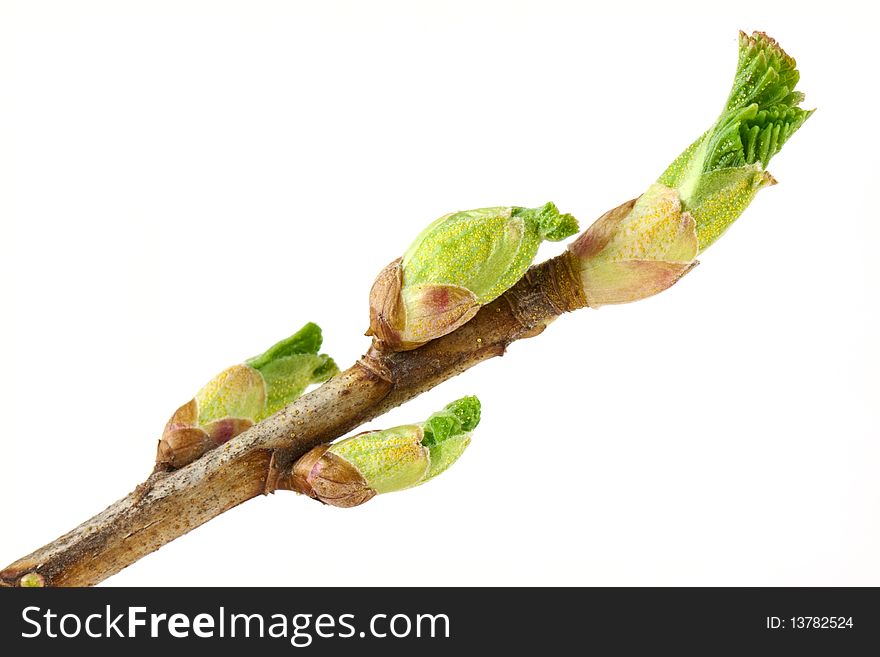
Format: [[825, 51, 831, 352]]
[[369, 204, 578, 350], [291, 396, 480, 507], [155, 322, 337, 470], [569, 31, 810, 306], [569, 184, 698, 307]]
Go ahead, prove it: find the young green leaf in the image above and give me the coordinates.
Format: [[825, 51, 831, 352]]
[[658, 31, 813, 249]]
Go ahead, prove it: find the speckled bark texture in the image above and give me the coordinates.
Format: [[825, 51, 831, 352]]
[[1, 253, 586, 587]]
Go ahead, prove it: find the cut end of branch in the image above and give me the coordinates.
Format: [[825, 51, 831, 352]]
[[18, 572, 46, 587], [0, 564, 47, 587]]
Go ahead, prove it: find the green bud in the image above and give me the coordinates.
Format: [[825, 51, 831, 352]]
[[291, 396, 481, 507], [155, 323, 338, 470], [369, 204, 578, 350]]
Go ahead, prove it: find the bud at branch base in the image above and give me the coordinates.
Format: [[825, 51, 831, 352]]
[[155, 323, 337, 470]]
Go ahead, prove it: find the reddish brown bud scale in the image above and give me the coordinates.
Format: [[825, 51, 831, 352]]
[[291, 442, 377, 508], [366, 258, 408, 347], [155, 426, 214, 470], [154, 324, 338, 471], [289, 443, 330, 497]]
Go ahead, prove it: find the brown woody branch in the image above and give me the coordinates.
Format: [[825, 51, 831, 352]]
[[0, 252, 586, 587]]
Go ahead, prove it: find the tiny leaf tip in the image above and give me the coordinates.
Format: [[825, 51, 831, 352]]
[[445, 395, 481, 432], [246, 321, 327, 370], [421, 395, 481, 447], [531, 202, 579, 241]]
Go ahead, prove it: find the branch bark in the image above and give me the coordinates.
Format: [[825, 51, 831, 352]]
[[1, 252, 585, 587]]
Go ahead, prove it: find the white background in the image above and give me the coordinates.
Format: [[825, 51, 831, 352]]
[[1, 0, 877, 586]]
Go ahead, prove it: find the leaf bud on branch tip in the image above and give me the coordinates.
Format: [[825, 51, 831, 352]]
[[658, 30, 812, 250], [155, 323, 338, 470], [289, 396, 481, 507], [568, 31, 811, 307], [368, 204, 578, 351]]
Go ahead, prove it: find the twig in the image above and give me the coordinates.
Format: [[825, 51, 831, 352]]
[[0, 252, 584, 586], [1, 30, 814, 587]]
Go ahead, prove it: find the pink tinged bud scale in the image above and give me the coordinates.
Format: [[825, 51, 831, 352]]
[[368, 258, 480, 351], [568, 184, 699, 307]]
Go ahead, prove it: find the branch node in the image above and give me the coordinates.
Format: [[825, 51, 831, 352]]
[[359, 346, 395, 384], [543, 251, 588, 315]]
